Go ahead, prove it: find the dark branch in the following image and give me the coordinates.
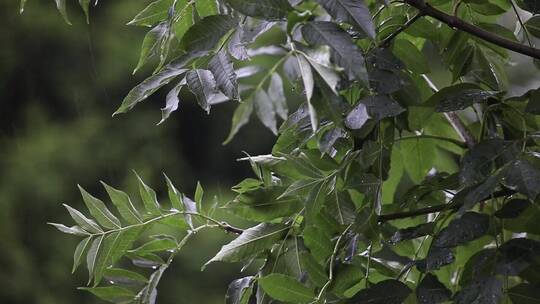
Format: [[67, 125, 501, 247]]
[[404, 0, 540, 59], [378, 189, 513, 222]]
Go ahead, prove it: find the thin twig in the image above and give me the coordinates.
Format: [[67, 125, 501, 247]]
[[380, 12, 424, 47], [378, 189, 513, 222], [315, 224, 353, 301], [509, 0, 533, 47]]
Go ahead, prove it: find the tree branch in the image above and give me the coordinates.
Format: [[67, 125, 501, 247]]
[[377, 189, 513, 222], [404, 0, 540, 59]]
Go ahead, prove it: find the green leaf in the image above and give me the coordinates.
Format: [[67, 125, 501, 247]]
[[223, 100, 254, 144], [392, 39, 430, 74], [79, 286, 136, 303], [518, 0, 540, 14], [92, 227, 144, 285], [526, 16, 540, 38], [195, 181, 204, 212], [303, 53, 340, 96], [494, 199, 530, 219], [390, 222, 435, 244], [127, 252, 165, 269], [504, 203, 540, 234], [254, 89, 278, 134], [101, 182, 143, 225], [182, 195, 197, 229], [348, 280, 412, 304], [345, 102, 369, 129], [140, 264, 169, 303], [454, 276, 502, 304], [195, 0, 218, 17], [280, 179, 321, 199], [496, 238, 540, 276], [63, 204, 103, 234], [296, 54, 317, 131], [78, 0, 91, 23], [268, 73, 288, 120], [128, 0, 174, 27], [49, 223, 89, 236], [300, 252, 328, 287], [78, 185, 121, 229], [19, 0, 27, 14], [181, 15, 237, 52], [501, 159, 540, 200], [316, 0, 376, 38], [345, 95, 404, 130], [130, 238, 177, 255], [103, 268, 148, 286], [433, 212, 490, 248], [258, 274, 315, 303], [459, 139, 518, 186], [525, 88, 540, 114], [331, 263, 363, 297], [224, 0, 293, 20], [416, 247, 455, 272], [228, 20, 276, 60], [416, 273, 452, 304], [173, 1, 195, 39], [327, 191, 356, 225], [54, 0, 71, 25], [303, 225, 333, 262], [206, 223, 288, 265], [302, 21, 368, 81], [159, 78, 184, 124], [508, 283, 540, 303], [86, 234, 104, 284], [114, 51, 202, 115], [353, 207, 379, 242], [227, 186, 302, 221], [305, 179, 329, 217], [458, 174, 501, 212], [225, 276, 255, 304], [430, 83, 498, 112], [134, 22, 170, 74], [208, 50, 239, 100], [186, 69, 223, 113], [73, 236, 93, 273], [164, 173, 184, 211], [135, 172, 162, 217]]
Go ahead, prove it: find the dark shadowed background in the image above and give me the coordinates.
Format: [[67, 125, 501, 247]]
[[0, 1, 276, 303]]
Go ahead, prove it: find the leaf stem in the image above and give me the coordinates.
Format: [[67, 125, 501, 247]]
[[315, 223, 353, 301], [84, 210, 243, 237]]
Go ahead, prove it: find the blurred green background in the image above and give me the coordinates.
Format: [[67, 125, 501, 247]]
[[0, 1, 276, 303]]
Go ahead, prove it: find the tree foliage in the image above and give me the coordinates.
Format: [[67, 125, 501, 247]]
[[21, 0, 540, 303]]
